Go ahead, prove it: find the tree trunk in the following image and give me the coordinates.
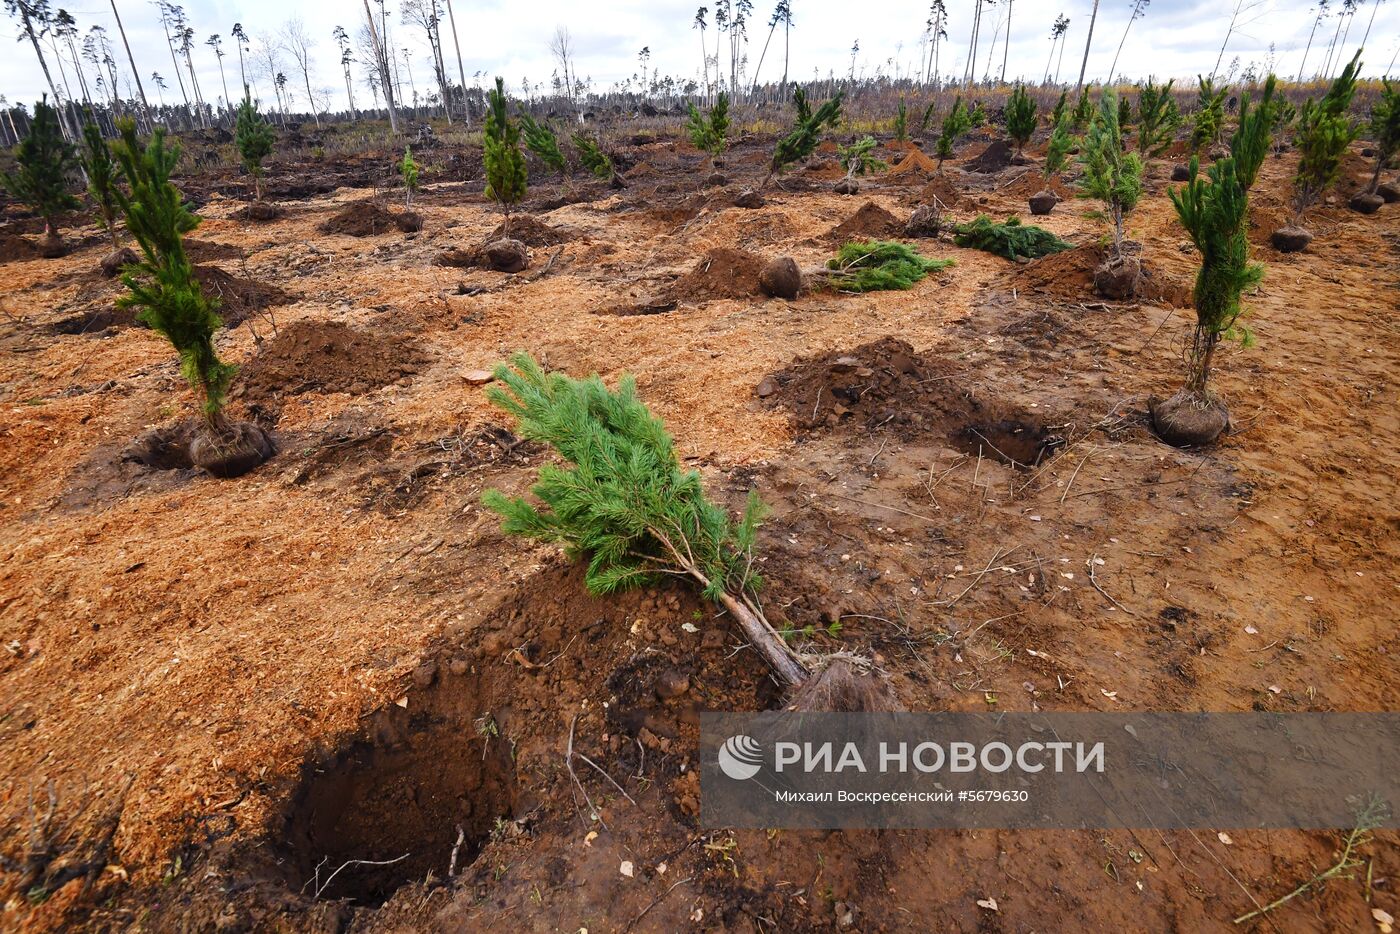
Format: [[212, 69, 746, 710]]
[[1077, 0, 1100, 90], [363, 0, 399, 132], [303, 71, 321, 128], [782, 21, 789, 89], [1110, 16, 1136, 83], [1001, 0, 1013, 83], [18, 10, 75, 141], [110, 1, 153, 130], [751, 21, 777, 95], [1297, 16, 1320, 81], [445, 0, 469, 126], [716, 591, 809, 686]]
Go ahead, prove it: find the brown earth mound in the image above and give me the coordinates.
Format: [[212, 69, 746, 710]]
[[762, 337, 1063, 465], [486, 215, 571, 246], [825, 202, 902, 243], [318, 201, 400, 236], [234, 320, 429, 415], [1007, 243, 1192, 306], [965, 139, 1015, 173], [0, 234, 39, 262], [917, 175, 962, 208], [669, 247, 765, 302], [186, 238, 247, 262], [196, 266, 292, 326], [887, 148, 941, 177]]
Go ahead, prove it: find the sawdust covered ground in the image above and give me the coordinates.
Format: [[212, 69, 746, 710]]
[[0, 129, 1396, 932]]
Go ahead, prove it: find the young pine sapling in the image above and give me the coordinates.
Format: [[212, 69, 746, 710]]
[[1189, 76, 1229, 155], [235, 92, 275, 203], [110, 119, 271, 475], [572, 132, 618, 184], [685, 91, 731, 169], [518, 113, 568, 175], [1135, 78, 1181, 158], [935, 96, 971, 171], [1154, 76, 1277, 446], [764, 86, 843, 187], [1354, 76, 1397, 210], [1, 97, 79, 257], [837, 136, 884, 180], [484, 76, 527, 236], [1030, 112, 1073, 215], [80, 119, 124, 252], [401, 145, 419, 209], [893, 97, 909, 143], [1277, 51, 1360, 248], [1005, 83, 1038, 156], [1078, 87, 1145, 297]]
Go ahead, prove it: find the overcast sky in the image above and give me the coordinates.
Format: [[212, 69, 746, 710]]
[[2, 0, 1397, 114]]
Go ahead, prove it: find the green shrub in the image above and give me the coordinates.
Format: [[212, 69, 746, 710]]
[[825, 239, 953, 291], [572, 133, 614, 180], [935, 96, 971, 169], [484, 76, 527, 231], [1, 97, 78, 245], [110, 119, 232, 422], [1117, 92, 1133, 128], [837, 135, 884, 177], [401, 145, 419, 208], [919, 100, 938, 132], [234, 92, 275, 201], [969, 101, 987, 127], [1189, 77, 1228, 154], [952, 215, 1073, 260], [1006, 84, 1037, 155], [1071, 86, 1094, 129]]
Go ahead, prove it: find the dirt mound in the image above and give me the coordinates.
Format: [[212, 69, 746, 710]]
[[196, 266, 292, 326], [887, 148, 941, 177], [486, 215, 571, 246], [234, 320, 428, 415], [1006, 243, 1191, 306], [917, 175, 962, 208], [0, 234, 39, 262], [965, 139, 1015, 174], [825, 202, 902, 243], [318, 201, 400, 236], [1001, 170, 1073, 201], [762, 337, 1062, 464], [669, 247, 765, 302]]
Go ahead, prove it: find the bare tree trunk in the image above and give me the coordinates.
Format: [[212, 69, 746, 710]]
[[18, 11, 75, 140], [1044, 35, 1057, 84], [1001, 0, 1013, 83], [111, 1, 153, 130], [1076, 0, 1100, 89], [782, 19, 790, 88], [751, 20, 778, 94], [716, 591, 808, 686], [1056, 25, 1068, 82], [1297, 13, 1321, 81], [444, 0, 469, 126], [363, 0, 399, 132]]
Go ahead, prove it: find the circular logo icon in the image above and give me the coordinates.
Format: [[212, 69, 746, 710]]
[[718, 734, 763, 780]]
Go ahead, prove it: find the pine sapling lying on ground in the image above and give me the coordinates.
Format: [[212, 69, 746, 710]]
[[763, 85, 843, 187], [518, 113, 567, 174], [685, 91, 731, 170], [110, 119, 271, 477], [952, 215, 1072, 260], [1078, 87, 1145, 298], [235, 92, 275, 204], [1135, 78, 1181, 158], [1005, 83, 1037, 156], [1029, 112, 1073, 215], [823, 239, 953, 292], [1154, 75, 1277, 447], [1, 97, 78, 257], [1276, 51, 1360, 250], [481, 354, 891, 710], [80, 118, 124, 253]]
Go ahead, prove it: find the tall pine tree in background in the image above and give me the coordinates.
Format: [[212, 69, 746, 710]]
[[2, 97, 78, 254], [484, 76, 526, 235]]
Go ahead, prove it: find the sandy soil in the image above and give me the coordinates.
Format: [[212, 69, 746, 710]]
[[0, 129, 1396, 932]]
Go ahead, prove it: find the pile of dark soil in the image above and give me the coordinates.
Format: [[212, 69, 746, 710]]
[[486, 215, 571, 246], [0, 234, 39, 262], [185, 238, 247, 262], [233, 320, 429, 415], [196, 266, 292, 326], [1006, 242, 1192, 307], [965, 139, 1014, 174], [318, 201, 400, 236], [668, 247, 766, 302], [825, 202, 902, 243], [917, 175, 962, 208], [761, 337, 1062, 465]]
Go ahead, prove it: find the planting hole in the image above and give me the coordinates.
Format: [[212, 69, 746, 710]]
[[957, 419, 1063, 469], [282, 668, 514, 906]]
